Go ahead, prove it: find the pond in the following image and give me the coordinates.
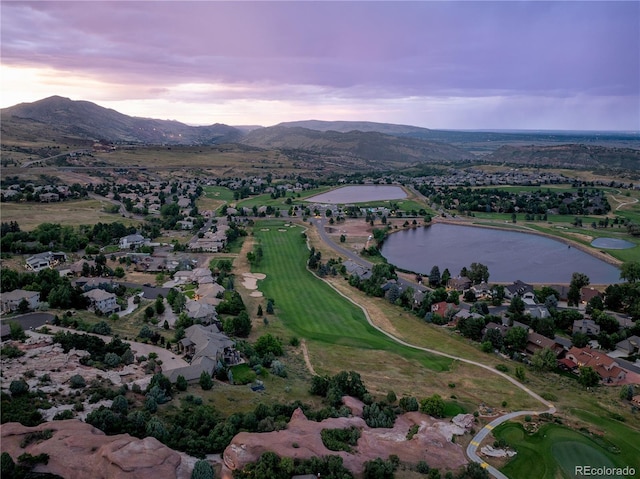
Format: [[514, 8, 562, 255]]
[[590, 237, 636, 250], [305, 185, 407, 204], [381, 224, 622, 284]]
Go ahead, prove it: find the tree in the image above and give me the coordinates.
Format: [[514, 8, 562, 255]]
[[482, 328, 504, 351], [468, 262, 490, 284], [578, 366, 600, 387], [429, 265, 441, 286], [504, 326, 528, 351], [17, 298, 30, 314], [515, 366, 526, 381], [420, 394, 445, 418], [155, 298, 165, 315], [111, 395, 128, 415], [69, 374, 86, 389], [266, 299, 274, 314], [257, 304, 263, 317], [441, 268, 451, 287], [530, 347, 557, 372], [145, 306, 155, 319], [572, 331, 590, 348], [507, 296, 526, 321], [620, 261, 640, 283], [568, 272, 590, 307], [255, 333, 283, 357], [199, 371, 213, 390], [9, 322, 27, 341], [191, 459, 215, 479]]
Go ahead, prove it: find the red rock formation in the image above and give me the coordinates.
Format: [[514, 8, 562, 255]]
[[0, 420, 191, 479]]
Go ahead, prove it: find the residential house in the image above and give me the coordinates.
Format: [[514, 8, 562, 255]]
[[525, 332, 563, 357], [1, 289, 40, 313], [83, 289, 119, 315], [482, 321, 509, 337], [581, 287, 603, 304], [573, 319, 601, 336], [25, 251, 67, 272], [185, 300, 217, 325], [504, 280, 534, 300], [527, 306, 551, 319], [173, 270, 194, 284], [447, 276, 472, 292], [119, 234, 146, 250], [615, 336, 640, 356], [167, 324, 238, 382], [431, 301, 458, 321], [566, 346, 627, 384], [471, 281, 492, 299], [343, 260, 372, 280]]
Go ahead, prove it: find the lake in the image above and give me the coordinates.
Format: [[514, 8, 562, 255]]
[[381, 223, 622, 284], [305, 185, 407, 204]]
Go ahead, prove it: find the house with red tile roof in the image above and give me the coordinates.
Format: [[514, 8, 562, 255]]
[[566, 346, 627, 384]]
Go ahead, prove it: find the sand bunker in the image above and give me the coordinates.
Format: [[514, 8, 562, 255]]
[[242, 272, 266, 290], [260, 228, 270, 232], [278, 229, 287, 232], [250, 291, 264, 298]]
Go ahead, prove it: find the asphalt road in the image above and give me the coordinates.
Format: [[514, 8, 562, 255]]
[[1, 312, 55, 330]]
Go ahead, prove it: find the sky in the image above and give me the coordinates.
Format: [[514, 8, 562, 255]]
[[1, 1, 639, 130]]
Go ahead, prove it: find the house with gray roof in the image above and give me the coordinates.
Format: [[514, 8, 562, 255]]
[[167, 324, 238, 383], [83, 289, 119, 315], [1, 290, 40, 313]]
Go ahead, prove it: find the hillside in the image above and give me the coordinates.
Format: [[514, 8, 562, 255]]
[[485, 144, 640, 170], [241, 125, 471, 166], [276, 119, 433, 136], [1, 96, 242, 145]]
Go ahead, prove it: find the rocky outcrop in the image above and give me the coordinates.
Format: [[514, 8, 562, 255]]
[[223, 406, 471, 475], [0, 420, 192, 479]]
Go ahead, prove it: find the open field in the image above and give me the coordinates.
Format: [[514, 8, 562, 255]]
[[235, 186, 333, 209], [0, 199, 141, 231], [493, 422, 639, 479]]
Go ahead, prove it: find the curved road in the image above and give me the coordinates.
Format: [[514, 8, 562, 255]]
[[311, 220, 556, 479]]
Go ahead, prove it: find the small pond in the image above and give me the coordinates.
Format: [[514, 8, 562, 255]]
[[590, 237, 635, 250], [381, 224, 622, 284], [305, 185, 407, 204]]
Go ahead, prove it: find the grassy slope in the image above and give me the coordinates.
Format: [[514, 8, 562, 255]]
[[251, 219, 451, 372]]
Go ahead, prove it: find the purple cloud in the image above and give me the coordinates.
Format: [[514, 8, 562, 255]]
[[1, 1, 638, 129]]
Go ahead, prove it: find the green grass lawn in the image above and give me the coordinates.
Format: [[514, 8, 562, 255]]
[[252, 220, 452, 372], [494, 422, 640, 479], [202, 186, 236, 202]]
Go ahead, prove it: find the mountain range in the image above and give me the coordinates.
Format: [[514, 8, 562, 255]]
[[2, 96, 638, 170]]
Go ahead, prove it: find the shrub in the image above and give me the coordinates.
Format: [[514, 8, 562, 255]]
[[199, 371, 213, 391], [69, 374, 86, 389], [495, 364, 509, 373], [191, 459, 214, 479], [406, 424, 419, 440], [524, 415, 532, 422], [1, 345, 25, 358], [270, 360, 287, 378], [321, 426, 361, 452], [9, 379, 29, 396], [53, 410, 74, 420], [176, 375, 188, 391]]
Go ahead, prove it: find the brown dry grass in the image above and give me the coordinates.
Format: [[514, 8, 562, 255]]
[[1, 199, 140, 231]]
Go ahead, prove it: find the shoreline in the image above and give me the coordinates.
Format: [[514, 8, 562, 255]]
[[430, 216, 624, 268]]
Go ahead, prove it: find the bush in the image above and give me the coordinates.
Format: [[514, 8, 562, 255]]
[[495, 364, 509, 373], [176, 375, 188, 391], [1, 345, 25, 358], [53, 410, 74, 420], [9, 379, 29, 396], [69, 374, 86, 389], [199, 371, 213, 391], [270, 360, 287, 378], [91, 321, 112, 336], [321, 426, 361, 452]]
